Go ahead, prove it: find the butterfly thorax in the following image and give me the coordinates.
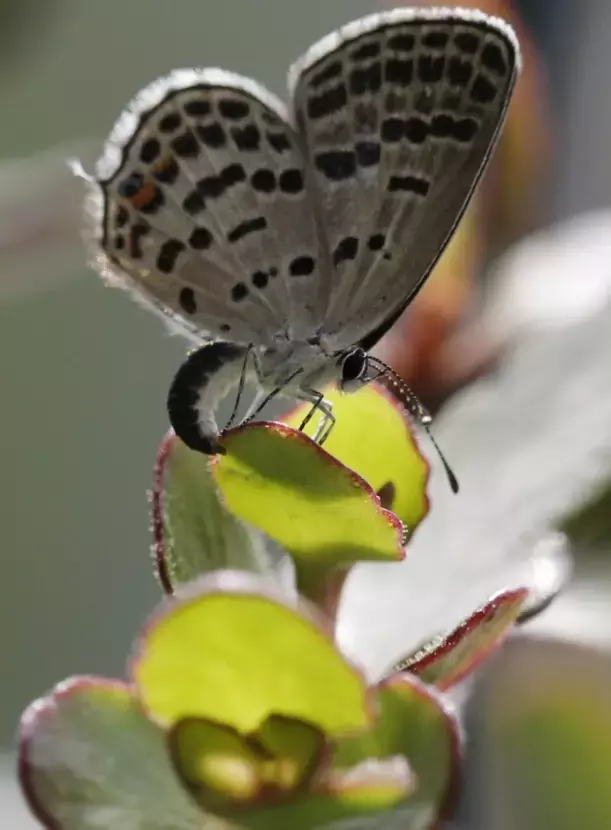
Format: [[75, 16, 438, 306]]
[[257, 338, 342, 391]]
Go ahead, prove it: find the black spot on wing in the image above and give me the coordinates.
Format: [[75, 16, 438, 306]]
[[385, 58, 414, 87], [231, 124, 261, 151], [387, 32, 415, 52], [159, 112, 182, 133], [128, 223, 149, 259], [423, 30, 449, 49], [189, 227, 213, 249], [278, 169, 304, 194], [183, 189, 206, 216], [387, 175, 429, 196], [448, 57, 473, 88], [307, 84, 347, 119], [231, 282, 249, 302], [197, 163, 245, 200], [184, 98, 212, 117], [381, 117, 404, 143], [309, 60, 343, 89], [314, 150, 356, 181], [333, 237, 359, 267], [417, 55, 445, 83], [196, 122, 226, 148], [227, 216, 267, 244], [289, 256, 315, 276], [454, 117, 478, 143], [140, 138, 161, 163], [481, 42, 508, 76], [471, 74, 497, 104], [404, 118, 428, 144], [251, 168, 276, 193], [455, 31, 479, 53], [350, 41, 381, 62], [218, 98, 250, 120], [171, 131, 199, 158], [157, 239, 185, 274], [179, 287, 197, 314], [251, 271, 269, 289], [267, 131, 291, 154], [114, 206, 129, 228]]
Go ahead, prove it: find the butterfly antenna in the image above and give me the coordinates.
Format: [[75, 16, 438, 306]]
[[368, 356, 459, 494]]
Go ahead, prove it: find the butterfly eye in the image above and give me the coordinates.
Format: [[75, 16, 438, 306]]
[[339, 348, 368, 392]]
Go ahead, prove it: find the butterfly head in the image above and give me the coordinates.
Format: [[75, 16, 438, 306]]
[[338, 347, 369, 393]]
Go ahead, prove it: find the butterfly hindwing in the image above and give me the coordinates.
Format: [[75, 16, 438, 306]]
[[91, 69, 326, 345], [289, 8, 519, 351]]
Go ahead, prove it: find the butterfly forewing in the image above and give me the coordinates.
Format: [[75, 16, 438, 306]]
[[93, 68, 326, 346], [289, 8, 519, 351]]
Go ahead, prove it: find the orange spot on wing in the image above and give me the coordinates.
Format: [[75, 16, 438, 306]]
[[130, 181, 158, 210]]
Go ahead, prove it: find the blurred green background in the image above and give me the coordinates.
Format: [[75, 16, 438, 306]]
[[0, 0, 373, 750], [5, 2, 611, 829]]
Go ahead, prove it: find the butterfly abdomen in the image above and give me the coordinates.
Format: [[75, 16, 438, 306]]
[[167, 341, 249, 454]]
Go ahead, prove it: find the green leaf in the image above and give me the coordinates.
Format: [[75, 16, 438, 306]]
[[211, 422, 405, 573], [169, 716, 265, 811], [241, 759, 419, 830], [169, 714, 326, 812], [134, 571, 370, 736], [18, 677, 218, 830], [333, 673, 460, 826], [282, 384, 430, 532], [390, 588, 527, 689], [254, 714, 326, 786], [152, 432, 267, 593]]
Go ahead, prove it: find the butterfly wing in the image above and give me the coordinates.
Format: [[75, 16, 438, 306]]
[[288, 8, 520, 352], [87, 68, 326, 346]]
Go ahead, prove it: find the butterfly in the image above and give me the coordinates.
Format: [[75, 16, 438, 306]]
[[79, 7, 520, 491]]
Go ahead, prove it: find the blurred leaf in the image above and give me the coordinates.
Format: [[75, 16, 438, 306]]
[[170, 713, 326, 812], [19, 677, 217, 830], [464, 637, 611, 830], [134, 571, 369, 736], [334, 674, 460, 828], [560, 482, 611, 554], [242, 760, 417, 830], [212, 422, 405, 572], [389, 588, 527, 689], [255, 713, 325, 781], [170, 717, 267, 810], [283, 384, 430, 532], [152, 432, 268, 593], [339, 298, 611, 680]]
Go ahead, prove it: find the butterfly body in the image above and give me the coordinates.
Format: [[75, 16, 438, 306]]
[[82, 8, 520, 460]]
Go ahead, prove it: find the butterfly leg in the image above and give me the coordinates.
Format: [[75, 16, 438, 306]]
[[224, 345, 253, 430], [297, 389, 335, 445]]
